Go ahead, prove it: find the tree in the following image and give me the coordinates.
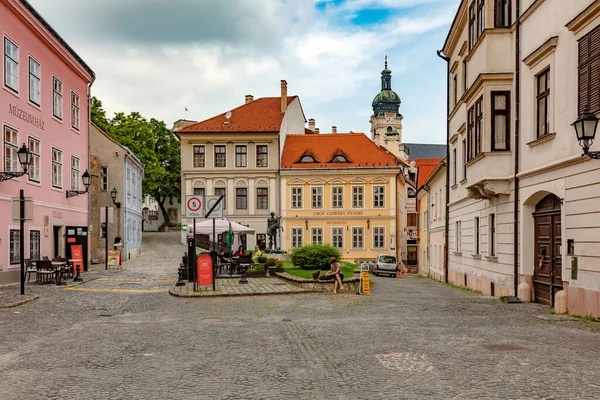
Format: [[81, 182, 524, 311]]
[[90, 96, 109, 132]]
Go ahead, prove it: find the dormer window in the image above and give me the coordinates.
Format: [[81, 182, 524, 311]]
[[300, 155, 317, 163], [331, 155, 349, 163]]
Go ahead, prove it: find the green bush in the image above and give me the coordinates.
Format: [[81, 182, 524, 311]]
[[290, 244, 341, 270], [258, 255, 268, 264], [265, 258, 277, 267], [248, 264, 265, 273]]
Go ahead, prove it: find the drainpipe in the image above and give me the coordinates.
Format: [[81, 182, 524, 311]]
[[423, 184, 431, 276], [513, 0, 521, 298], [436, 50, 450, 283], [87, 80, 94, 269]]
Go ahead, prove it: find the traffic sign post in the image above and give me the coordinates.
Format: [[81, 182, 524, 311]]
[[185, 195, 205, 218]]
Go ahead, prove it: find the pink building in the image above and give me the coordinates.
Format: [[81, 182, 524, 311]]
[[1, 0, 95, 284]]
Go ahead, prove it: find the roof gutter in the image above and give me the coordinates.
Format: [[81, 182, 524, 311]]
[[436, 49, 450, 284]]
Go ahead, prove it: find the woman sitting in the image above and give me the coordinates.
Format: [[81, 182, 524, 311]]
[[233, 245, 246, 257], [324, 257, 344, 293], [251, 245, 264, 264]]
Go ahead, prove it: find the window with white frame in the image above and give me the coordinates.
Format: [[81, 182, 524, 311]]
[[332, 187, 344, 208], [10, 229, 20, 264], [332, 227, 343, 248], [29, 57, 40, 105], [214, 187, 226, 208], [236, 188, 247, 210], [257, 188, 268, 210], [71, 156, 80, 190], [373, 227, 385, 249], [352, 227, 364, 249], [311, 227, 323, 245], [71, 91, 80, 130], [193, 187, 205, 197], [28, 137, 40, 182], [235, 145, 247, 167], [455, 221, 462, 252], [30, 230, 40, 260], [373, 186, 385, 208], [352, 186, 364, 208], [101, 166, 108, 191], [489, 213, 496, 257], [52, 148, 62, 188], [53, 77, 63, 119], [4, 125, 18, 173], [291, 187, 302, 209], [193, 145, 205, 167], [291, 228, 303, 248], [311, 187, 322, 208], [4, 38, 18, 92], [474, 216, 480, 255], [256, 145, 268, 167], [214, 145, 226, 167]]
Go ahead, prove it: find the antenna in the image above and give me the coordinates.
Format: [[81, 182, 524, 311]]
[[225, 110, 232, 119]]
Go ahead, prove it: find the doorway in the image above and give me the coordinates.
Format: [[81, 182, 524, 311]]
[[65, 226, 89, 271], [533, 194, 562, 306], [53, 226, 62, 258]]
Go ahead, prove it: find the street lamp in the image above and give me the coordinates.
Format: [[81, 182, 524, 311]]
[[111, 187, 121, 208], [66, 170, 91, 198], [367, 219, 371, 229], [305, 220, 309, 230], [0, 144, 31, 182], [573, 107, 600, 159]]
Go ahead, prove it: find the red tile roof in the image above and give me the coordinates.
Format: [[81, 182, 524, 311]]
[[413, 158, 444, 189], [176, 96, 297, 133], [282, 133, 400, 169]]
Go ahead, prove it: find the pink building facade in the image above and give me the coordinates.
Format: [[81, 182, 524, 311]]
[[0, 0, 95, 284]]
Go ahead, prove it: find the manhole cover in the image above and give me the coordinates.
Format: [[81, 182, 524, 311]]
[[481, 344, 524, 351]]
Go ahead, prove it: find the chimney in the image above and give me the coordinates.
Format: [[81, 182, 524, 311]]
[[314, 128, 320, 134], [280, 80, 288, 113], [308, 118, 315, 131], [245, 94, 254, 104], [332, 126, 337, 134]]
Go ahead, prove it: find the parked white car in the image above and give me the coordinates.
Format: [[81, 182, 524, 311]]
[[373, 254, 398, 277]]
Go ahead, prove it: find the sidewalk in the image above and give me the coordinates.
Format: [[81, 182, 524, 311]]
[[169, 277, 316, 298]]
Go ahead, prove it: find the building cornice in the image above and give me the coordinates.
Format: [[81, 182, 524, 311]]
[[516, 154, 589, 180], [443, 0, 468, 56], [463, 73, 513, 104], [523, 36, 558, 68], [520, 0, 547, 24], [566, 0, 600, 34]]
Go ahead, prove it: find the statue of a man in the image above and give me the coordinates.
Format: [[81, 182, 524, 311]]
[[267, 212, 281, 251]]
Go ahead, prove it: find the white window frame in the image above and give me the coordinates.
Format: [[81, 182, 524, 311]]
[[29, 56, 41, 105], [332, 186, 344, 208], [214, 145, 226, 167], [28, 136, 40, 183], [352, 226, 364, 249], [373, 186, 385, 208], [352, 186, 364, 208], [193, 145, 205, 168], [331, 227, 344, 249], [311, 186, 323, 209], [9, 228, 20, 265], [4, 124, 19, 173], [311, 227, 323, 245], [291, 187, 303, 209], [373, 226, 385, 249], [235, 145, 247, 168], [71, 91, 80, 130], [52, 76, 63, 120], [52, 147, 63, 189], [4, 37, 19, 92], [256, 145, 268, 167], [71, 155, 80, 191], [291, 227, 303, 248], [29, 229, 40, 260], [256, 187, 268, 210]]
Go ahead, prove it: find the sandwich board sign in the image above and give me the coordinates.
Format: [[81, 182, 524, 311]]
[[185, 195, 205, 218]]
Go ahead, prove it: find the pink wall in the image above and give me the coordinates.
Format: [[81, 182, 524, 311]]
[[0, 0, 94, 283]]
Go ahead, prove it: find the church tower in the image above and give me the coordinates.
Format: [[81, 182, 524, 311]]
[[370, 57, 408, 160]]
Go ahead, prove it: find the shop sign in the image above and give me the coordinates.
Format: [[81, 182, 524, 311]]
[[196, 254, 213, 287], [312, 210, 364, 216], [52, 210, 63, 219]]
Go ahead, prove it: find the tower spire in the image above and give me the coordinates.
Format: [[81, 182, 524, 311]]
[[385, 55, 388, 70]]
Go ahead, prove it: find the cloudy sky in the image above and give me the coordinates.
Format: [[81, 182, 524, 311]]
[[28, 0, 458, 144]]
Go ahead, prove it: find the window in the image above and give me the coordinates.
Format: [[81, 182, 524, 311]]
[[452, 148, 457, 186], [4, 125, 18, 173], [311, 227, 323, 245], [71, 92, 80, 130], [462, 139, 467, 180], [463, 60, 468, 92], [332, 227, 344, 248], [193, 187, 205, 197], [71, 156, 80, 190], [53, 77, 63, 120], [407, 213, 417, 227], [453, 74, 458, 107], [489, 213, 496, 256], [291, 187, 303, 209], [469, 3, 476, 48], [101, 166, 108, 191], [29, 57, 40, 105], [257, 188, 268, 210], [537, 70, 550, 138], [455, 221, 462, 252], [256, 145, 268, 167], [477, 0, 485, 38], [495, 0, 511, 27], [256, 234, 266, 249], [352, 186, 364, 208], [28, 137, 40, 183], [235, 145, 247, 167], [4, 38, 18, 92], [300, 155, 316, 163], [492, 91, 510, 150], [214, 145, 226, 167], [52, 148, 62, 188], [439, 189, 443, 218], [30, 230, 40, 260], [474, 216, 480, 255], [332, 187, 343, 208], [236, 188, 247, 210], [193, 145, 205, 167], [467, 97, 482, 160], [10, 229, 20, 264], [291, 228, 303, 248], [352, 227, 364, 249], [578, 27, 600, 114], [434, 192, 438, 220], [214, 187, 226, 209], [373, 186, 385, 208], [407, 188, 416, 198], [332, 155, 349, 163], [311, 187, 323, 209], [373, 227, 385, 249]]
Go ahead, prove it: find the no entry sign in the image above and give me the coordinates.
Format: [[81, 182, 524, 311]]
[[185, 195, 204, 218]]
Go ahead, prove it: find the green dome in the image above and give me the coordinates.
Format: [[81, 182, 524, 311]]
[[372, 89, 401, 115]]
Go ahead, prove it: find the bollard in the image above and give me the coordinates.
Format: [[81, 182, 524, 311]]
[[239, 265, 248, 284], [56, 266, 68, 286], [176, 266, 186, 287], [73, 262, 83, 282]]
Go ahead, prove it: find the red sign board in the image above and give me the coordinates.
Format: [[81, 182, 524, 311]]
[[71, 245, 83, 273], [196, 254, 213, 287]]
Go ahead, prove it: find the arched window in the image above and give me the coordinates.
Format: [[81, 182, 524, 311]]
[[387, 126, 393, 133], [300, 155, 316, 163], [332, 155, 349, 163]]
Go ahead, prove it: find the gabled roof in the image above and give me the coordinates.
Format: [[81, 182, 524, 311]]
[[405, 143, 447, 160], [175, 96, 297, 134], [413, 158, 444, 189], [281, 133, 400, 169]]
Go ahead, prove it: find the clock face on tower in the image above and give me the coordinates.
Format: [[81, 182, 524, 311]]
[[386, 117, 393, 123]]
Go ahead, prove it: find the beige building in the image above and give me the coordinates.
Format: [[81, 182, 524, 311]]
[[441, 0, 600, 317], [175, 81, 306, 249]]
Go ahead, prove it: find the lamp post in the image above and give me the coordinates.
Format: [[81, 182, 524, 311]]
[[65, 170, 91, 198], [0, 144, 31, 182], [573, 107, 600, 159]]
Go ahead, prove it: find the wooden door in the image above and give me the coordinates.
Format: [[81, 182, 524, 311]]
[[533, 195, 562, 306]]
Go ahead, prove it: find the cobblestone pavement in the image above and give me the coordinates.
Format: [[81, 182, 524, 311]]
[[170, 277, 314, 297], [1, 231, 599, 399]]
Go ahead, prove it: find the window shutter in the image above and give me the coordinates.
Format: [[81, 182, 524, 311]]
[[590, 58, 600, 113]]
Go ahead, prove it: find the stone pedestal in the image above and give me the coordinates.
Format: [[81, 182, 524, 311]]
[[555, 290, 568, 314], [518, 283, 531, 303]]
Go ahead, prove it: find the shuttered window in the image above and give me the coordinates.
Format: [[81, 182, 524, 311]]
[[578, 26, 600, 114]]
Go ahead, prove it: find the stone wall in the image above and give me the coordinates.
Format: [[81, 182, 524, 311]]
[[275, 272, 360, 293]]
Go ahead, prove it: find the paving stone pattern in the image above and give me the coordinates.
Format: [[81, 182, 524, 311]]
[[170, 277, 314, 297], [0, 232, 599, 399]]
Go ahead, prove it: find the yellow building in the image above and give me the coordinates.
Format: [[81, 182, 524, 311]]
[[280, 132, 405, 262]]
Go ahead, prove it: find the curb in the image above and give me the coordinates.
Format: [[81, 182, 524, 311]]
[[0, 294, 40, 308], [169, 288, 319, 298], [65, 277, 99, 288]]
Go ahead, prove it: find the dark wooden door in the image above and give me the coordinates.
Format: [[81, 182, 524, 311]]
[[533, 195, 562, 306]]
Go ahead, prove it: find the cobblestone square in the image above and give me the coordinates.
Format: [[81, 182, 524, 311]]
[[0, 232, 598, 400]]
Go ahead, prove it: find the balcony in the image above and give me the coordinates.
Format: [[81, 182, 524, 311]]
[[465, 152, 512, 199], [466, 28, 513, 79]]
